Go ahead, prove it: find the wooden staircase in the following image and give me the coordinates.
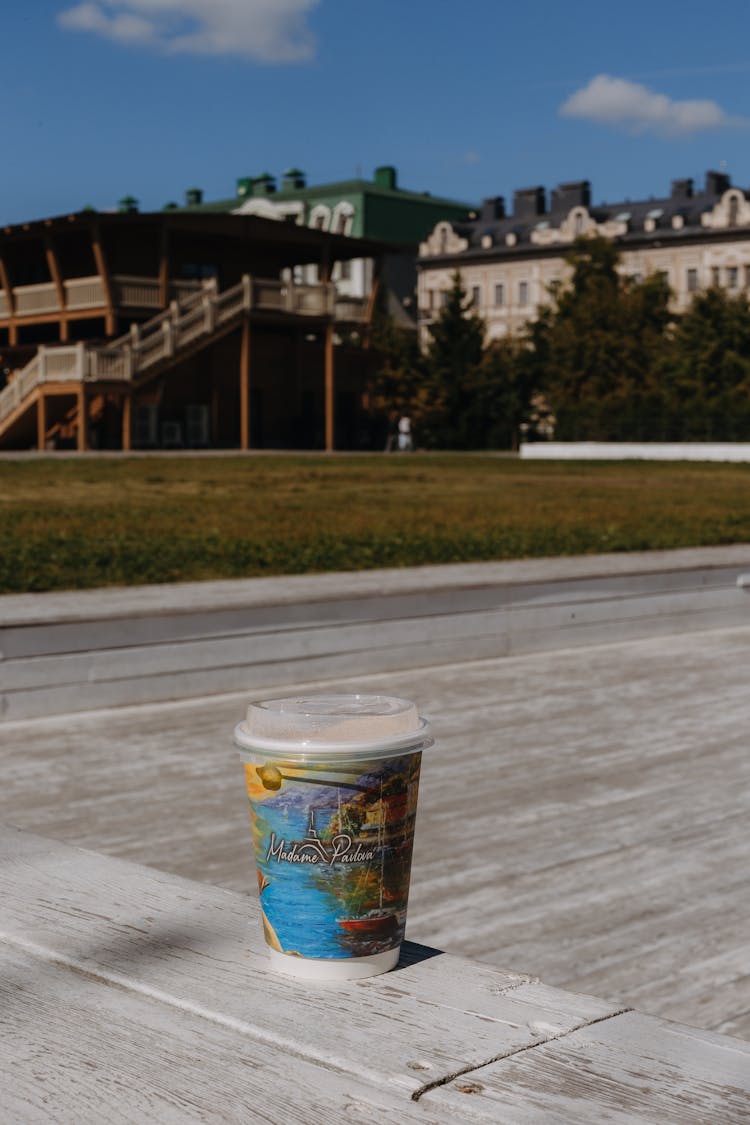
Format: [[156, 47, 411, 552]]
[[0, 275, 368, 448]]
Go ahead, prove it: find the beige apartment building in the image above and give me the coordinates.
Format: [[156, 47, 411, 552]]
[[418, 171, 750, 342]]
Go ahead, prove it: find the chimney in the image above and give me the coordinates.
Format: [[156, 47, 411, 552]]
[[671, 178, 693, 200], [705, 170, 731, 196], [374, 166, 397, 191], [252, 173, 277, 197], [282, 168, 306, 191], [513, 186, 546, 218], [185, 187, 203, 206], [481, 196, 505, 222], [550, 180, 591, 212]]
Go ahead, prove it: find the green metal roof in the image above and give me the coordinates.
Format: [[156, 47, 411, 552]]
[[183, 180, 471, 210]]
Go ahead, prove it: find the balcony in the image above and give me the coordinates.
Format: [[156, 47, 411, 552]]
[[0, 275, 204, 321]]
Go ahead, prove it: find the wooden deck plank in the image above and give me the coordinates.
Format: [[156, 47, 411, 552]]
[[4, 827, 749, 1124], [420, 1010, 750, 1123], [2, 624, 749, 1039], [0, 946, 438, 1125], [0, 825, 621, 1102]]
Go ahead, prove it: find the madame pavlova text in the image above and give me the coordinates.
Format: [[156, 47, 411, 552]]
[[265, 832, 376, 866]]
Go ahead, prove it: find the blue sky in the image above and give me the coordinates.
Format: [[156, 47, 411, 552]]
[[4, 1, 750, 225]]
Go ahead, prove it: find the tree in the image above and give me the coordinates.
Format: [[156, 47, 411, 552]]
[[461, 339, 533, 450], [369, 273, 537, 450], [524, 237, 673, 440], [367, 291, 425, 447], [421, 272, 485, 448], [660, 287, 750, 439]]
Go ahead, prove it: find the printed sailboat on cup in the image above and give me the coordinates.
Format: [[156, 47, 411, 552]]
[[337, 779, 402, 940]]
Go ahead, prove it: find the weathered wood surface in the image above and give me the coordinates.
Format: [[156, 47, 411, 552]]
[[3, 624, 749, 1041], [1, 946, 432, 1125], [420, 1013, 750, 1122], [2, 825, 748, 1123], [2, 546, 748, 719]]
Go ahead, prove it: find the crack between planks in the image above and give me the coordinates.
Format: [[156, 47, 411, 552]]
[[2, 928, 634, 1111], [410, 1005, 634, 1102]]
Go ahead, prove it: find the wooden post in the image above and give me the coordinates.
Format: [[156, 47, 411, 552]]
[[324, 322, 335, 453], [122, 394, 131, 452], [319, 247, 331, 285], [44, 236, 68, 342], [240, 318, 250, 450], [0, 255, 17, 345], [363, 259, 382, 349], [77, 387, 88, 452], [36, 392, 47, 451], [159, 226, 169, 307], [91, 222, 115, 336]]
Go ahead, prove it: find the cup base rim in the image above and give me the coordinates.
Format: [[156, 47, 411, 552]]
[[267, 945, 400, 981]]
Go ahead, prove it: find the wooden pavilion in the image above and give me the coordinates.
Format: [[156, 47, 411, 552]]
[[0, 210, 389, 451]]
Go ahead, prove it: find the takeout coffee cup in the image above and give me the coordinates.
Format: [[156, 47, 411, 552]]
[[235, 694, 432, 981]]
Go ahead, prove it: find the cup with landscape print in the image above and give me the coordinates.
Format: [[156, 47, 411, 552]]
[[235, 694, 432, 981]]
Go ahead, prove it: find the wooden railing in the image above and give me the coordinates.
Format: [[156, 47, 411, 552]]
[[64, 276, 105, 310], [13, 282, 60, 316], [0, 275, 204, 318], [0, 275, 370, 428]]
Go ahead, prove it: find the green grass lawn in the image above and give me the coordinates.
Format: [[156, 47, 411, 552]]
[[2, 454, 750, 594]]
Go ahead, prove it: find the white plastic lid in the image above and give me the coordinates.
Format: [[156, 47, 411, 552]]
[[234, 693, 431, 759]]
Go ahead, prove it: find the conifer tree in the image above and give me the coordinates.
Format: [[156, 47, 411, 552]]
[[422, 272, 485, 447]]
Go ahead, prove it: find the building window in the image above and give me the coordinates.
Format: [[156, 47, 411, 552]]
[[339, 260, 351, 281], [494, 283, 505, 307], [518, 281, 529, 306], [426, 289, 434, 311], [727, 266, 739, 289], [442, 290, 450, 308], [711, 267, 721, 287], [310, 205, 331, 231], [729, 196, 739, 226], [471, 285, 481, 309], [745, 266, 750, 290], [686, 268, 698, 292], [332, 202, 354, 236]]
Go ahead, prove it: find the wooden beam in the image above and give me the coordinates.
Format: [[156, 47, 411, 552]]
[[0, 307, 107, 329], [0, 255, 17, 345], [44, 236, 68, 342], [91, 223, 115, 336], [122, 394, 131, 452], [240, 317, 250, 450], [76, 387, 88, 452], [36, 392, 47, 451], [324, 322, 335, 453]]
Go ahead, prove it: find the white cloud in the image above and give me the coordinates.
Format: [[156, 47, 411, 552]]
[[559, 74, 745, 137], [58, 0, 319, 62]]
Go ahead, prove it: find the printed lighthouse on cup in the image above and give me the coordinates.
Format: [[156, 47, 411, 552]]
[[235, 695, 432, 981]]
